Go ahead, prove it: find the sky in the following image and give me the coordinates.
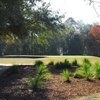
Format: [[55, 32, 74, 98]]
[[43, 0, 100, 24]]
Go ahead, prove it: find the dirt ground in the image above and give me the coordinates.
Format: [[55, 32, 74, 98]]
[[0, 65, 100, 100]]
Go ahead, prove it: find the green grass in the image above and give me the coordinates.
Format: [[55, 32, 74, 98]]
[[0, 56, 99, 65]]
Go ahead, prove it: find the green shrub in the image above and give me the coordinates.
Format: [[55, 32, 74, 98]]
[[82, 59, 93, 80], [37, 64, 49, 79], [74, 68, 84, 78], [48, 61, 54, 66], [27, 64, 49, 90], [61, 69, 71, 82], [74, 59, 93, 80], [83, 58, 91, 66], [94, 62, 100, 79], [27, 75, 43, 90], [11, 65, 20, 74], [55, 59, 71, 70], [72, 59, 78, 66], [34, 60, 44, 66]]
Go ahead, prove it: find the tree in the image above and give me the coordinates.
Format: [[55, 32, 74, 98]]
[[0, 0, 63, 38], [88, 25, 100, 56]]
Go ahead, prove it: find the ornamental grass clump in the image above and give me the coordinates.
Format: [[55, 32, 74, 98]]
[[61, 69, 71, 83]]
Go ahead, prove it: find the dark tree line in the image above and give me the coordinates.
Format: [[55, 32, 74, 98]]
[[0, 0, 99, 56]]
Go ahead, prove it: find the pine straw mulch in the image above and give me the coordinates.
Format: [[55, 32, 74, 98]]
[[0, 65, 100, 100]]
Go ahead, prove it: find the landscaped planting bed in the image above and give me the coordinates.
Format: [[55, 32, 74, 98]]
[[0, 59, 100, 100]]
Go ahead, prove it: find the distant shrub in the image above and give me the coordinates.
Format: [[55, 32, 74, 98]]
[[61, 69, 71, 82], [34, 60, 44, 67], [55, 59, 71, 70], [48, 61, 54, 66], [72, 59, 78, 66]]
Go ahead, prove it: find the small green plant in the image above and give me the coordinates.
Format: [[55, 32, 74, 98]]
[[48, 61, 54, 66], [27, 75, 43, 90], [11, 65, 20, 74], [61, 69, 71, 82], [83, 58, 91, 66], [94, 62, 100, 79], [27, 64, 49, 90], [37, 64, 49, 79], [55, 59, 71, 70], [82, 59, 93, 80], [74, 68, 84, 78], [64, 59, 71, 69], [72, 59, 78, 66], [34, 60, 44, 66]]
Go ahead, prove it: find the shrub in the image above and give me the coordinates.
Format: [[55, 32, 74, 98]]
[[82, 59, 93, 80], [83, 58, 91, 66], [74, 59, 93, 80], [27, 75, 43, 90], [11, 65, 20, 74], [34, 60, 44, 67], [55, 59, 71, 70], [48, 61, 54, 66], [61, 69, 71, 82], [94, 62, 100, 79], [74, 68, 84, 78], [27, 64, 49, 90], [72, 59, 78, 66], [37, 64, 49, 79], [64, 59, 71, 69]]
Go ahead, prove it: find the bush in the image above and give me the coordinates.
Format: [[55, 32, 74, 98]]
[[37, 64, 49, 79], [61, 69, 71, 82], [27, 64, 49, 90], [74, 68, 84, 78], [94, 62, 100, 79], [83, 58, 91, 66], [55, 59, 71, 70], [27, 75, 43, 90], [82, 59, 93, 80], [72, 59, 78, 66], [48, 61, 54, 66], [34, 60, 44, 67]]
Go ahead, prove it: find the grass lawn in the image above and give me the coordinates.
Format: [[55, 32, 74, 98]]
[[0, 55, 99, 65]]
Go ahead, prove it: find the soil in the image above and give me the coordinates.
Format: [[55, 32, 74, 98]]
[[0, 65, 100, 100]]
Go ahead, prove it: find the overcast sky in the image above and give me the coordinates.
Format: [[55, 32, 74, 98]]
[[43, 0, 100, 24]]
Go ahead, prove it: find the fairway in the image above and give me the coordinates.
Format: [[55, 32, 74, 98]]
[[0, 56, 99, 65]]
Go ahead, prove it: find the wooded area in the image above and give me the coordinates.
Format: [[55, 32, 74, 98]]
[[0, 0, 100, 56]]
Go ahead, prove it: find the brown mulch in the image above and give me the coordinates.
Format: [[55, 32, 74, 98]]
[[0, 65, 100, 100]]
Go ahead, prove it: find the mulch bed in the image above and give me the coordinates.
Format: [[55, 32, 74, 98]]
[[0, 65, 100, 100]]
